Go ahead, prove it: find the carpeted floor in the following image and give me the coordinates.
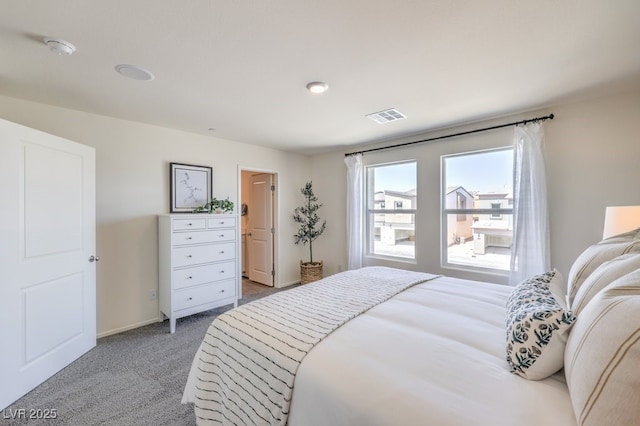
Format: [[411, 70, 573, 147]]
[[4, 280, 289, 425]]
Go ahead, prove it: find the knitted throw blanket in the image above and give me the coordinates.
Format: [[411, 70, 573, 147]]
[[193, 266, 439, 425]]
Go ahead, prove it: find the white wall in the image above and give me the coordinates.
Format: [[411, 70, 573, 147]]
[[311, 88, 640, 285], [0, 95, 311, 337], [3, 88, 638, 336]]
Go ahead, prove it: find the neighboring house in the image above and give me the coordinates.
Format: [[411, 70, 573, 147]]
[[374, 189, 416, 245], [445, 186, 474, 246], [472, 192, 513, 254]]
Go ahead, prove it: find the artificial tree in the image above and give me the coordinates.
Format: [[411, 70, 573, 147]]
[[293, 181, 326, 282]]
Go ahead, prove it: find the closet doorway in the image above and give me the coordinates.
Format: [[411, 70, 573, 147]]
[[240, 169, 277, 290]]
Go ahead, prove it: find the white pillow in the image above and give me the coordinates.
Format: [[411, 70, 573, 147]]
[[505, 269, 576, 380], [566, 231, 640, 306], [564, 268, 640, 426], [571, 253, 640, 315]]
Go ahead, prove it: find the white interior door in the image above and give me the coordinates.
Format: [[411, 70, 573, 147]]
[[0, 118, 96, 409], [248, 173, 274, 286]]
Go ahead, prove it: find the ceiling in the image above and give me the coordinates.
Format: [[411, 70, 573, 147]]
[[1, 1, 639, 155]]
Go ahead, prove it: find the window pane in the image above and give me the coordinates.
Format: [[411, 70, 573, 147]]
[[369, 213, 416, 259], [446, 214, 511, 270], [368, 162, 417, 207], [366, 161, 416, 260], [443, 149, 513, 271]]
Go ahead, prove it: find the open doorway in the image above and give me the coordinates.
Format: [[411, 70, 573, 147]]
[[239, 169, 277, 295]]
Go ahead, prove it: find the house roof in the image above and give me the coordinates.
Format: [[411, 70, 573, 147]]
[[446, 186, 473, 197], [1, 1, 639, 154], [375, 190, 416, 200], [475, 192, 510, 200]]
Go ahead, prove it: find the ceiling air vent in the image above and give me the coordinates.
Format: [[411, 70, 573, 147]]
[[366, 108, 407, 124]]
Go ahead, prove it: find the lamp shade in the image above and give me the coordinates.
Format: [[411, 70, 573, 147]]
[[602, 205, 640, 239]]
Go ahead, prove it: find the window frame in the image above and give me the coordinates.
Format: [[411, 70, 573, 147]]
[[441, 147, 513, 275], [365, 160, 417, 263]]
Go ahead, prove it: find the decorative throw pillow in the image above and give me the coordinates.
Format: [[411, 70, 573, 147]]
[[564, 268, 640, 426], [571, 253, 640, 315], [566, 230, 640, 306], [505, 269, 576, 380]]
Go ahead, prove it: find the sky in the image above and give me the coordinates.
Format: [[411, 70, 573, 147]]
[[373, 161, 416, 192], [372, 148, 513, 194], [444, 149, 513, 193]]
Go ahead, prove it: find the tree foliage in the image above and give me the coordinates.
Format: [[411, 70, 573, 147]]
[[293, 181, 326, 263]]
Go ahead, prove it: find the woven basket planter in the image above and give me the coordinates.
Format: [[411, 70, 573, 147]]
[[300, 260, 323, 284]]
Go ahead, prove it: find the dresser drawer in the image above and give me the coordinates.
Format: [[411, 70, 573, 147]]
[[174, 279, 236, 311], [173, 253, 236, 289], [172, 244, 233, 267], [206, 229, 235, 243], [172, 263, 219, 289], [207, 216, 236, 229], [172, 218, 206, 231], [173, 230, 235, 246]]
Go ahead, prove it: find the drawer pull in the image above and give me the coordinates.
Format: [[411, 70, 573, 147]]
[[219, 250, 225, 254], [188, 297, 193, 301], [220, 289, 225, 293], [186, 237, 193, 240], [187, 223, 193, 226], [187, 255, 193, 258], [219, 234, 225, 237], [187, 276, 193, 280], [220, 270, 225, 273], [220, 221, 225, 224]]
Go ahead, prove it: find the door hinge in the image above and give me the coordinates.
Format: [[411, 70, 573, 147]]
[[271, 269, 275, 277], [271, 184, 275, 191], [271, 227, 275, 234]]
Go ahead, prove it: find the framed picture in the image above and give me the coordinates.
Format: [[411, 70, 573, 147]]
[[170, 162, 212, 213]]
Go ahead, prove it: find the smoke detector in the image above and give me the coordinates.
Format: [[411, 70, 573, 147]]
[[44, 38, 76, 56], [366, 108, 407, 124]]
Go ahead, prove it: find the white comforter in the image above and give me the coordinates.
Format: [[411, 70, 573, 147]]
[[287, 275, 576, 426], [183, 267, 439, 425]]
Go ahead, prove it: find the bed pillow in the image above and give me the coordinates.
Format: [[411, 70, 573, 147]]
[[566, 228, 640, 306], [571, 252, 640, 315], [564, 268, 640, 426], [505, 269, 576, 380]]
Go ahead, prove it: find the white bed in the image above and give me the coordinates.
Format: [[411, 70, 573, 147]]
[[183, 231, 640, 426], [287, 275, 574, 426]]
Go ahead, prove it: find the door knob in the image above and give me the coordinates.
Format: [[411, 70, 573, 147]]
[[89, 255, 100, 262]]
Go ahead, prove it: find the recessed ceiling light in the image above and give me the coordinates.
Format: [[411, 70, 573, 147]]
[[306, 81, 328, 94], [44, 37, 76, 56], [115, 64, 155, 81]]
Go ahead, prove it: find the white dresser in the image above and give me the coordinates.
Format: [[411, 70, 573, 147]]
[[158, 214, 239, 333]]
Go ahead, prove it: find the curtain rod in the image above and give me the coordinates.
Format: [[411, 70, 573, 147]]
[[344, 113, 554, 157]]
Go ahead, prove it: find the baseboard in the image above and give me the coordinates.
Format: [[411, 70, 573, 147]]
[[97, 317, 161, 339], [278, 280, 301, 288]]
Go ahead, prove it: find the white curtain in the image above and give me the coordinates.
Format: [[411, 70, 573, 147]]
[[510, 123, 550, 285], [344, 154, 363, 270]]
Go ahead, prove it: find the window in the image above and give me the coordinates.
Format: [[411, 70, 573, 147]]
[[366, 161, 417, 260], [442, 148, 513, 272], [491, 203, 502, 219]]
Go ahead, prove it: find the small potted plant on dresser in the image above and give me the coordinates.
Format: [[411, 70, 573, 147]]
[[193, 196, 234, 214], [293, 181, 327, 284]]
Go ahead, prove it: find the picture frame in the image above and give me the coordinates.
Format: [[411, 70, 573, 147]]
[[170, 162, 212, 213]]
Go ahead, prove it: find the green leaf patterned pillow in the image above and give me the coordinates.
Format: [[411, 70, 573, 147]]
[[506, 269, 576, 380]]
